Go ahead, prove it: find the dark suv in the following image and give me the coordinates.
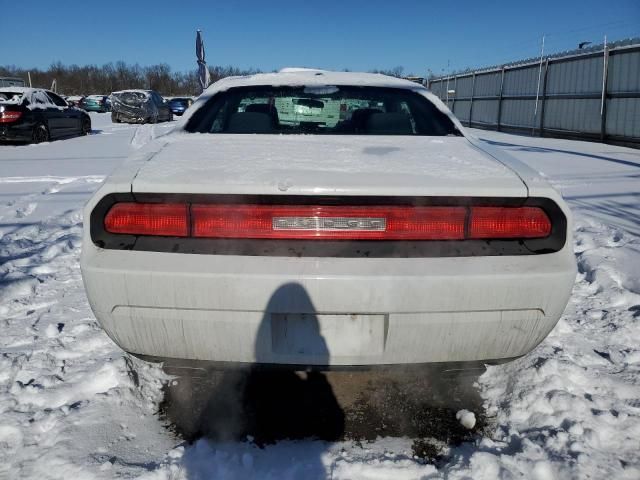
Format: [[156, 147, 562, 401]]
[[110, 90, 173, 124]]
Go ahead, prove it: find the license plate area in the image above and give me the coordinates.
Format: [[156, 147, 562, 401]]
[[271, 313, 387, 357]]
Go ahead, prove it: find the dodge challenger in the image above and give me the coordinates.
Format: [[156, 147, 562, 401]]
[[80, 69, 576, 373]]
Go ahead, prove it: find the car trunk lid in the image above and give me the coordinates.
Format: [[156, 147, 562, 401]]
[[132, 135, 527, 197]]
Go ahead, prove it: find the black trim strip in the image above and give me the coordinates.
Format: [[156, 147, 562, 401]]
[[132, 352, 518, 373], [90, 194, 567, 258]]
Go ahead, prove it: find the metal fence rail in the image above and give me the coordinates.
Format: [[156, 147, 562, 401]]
[[428, 42, 640, 147]]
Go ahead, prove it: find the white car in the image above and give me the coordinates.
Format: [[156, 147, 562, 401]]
[[80, 69, 576, 372]]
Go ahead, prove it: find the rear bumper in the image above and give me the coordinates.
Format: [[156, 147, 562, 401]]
[[135, 353, 516, 375], [81, 245, 576, 367], [113, 113, 146, 123], [112, 107, 149, 123], [0, 123, 32, 141]]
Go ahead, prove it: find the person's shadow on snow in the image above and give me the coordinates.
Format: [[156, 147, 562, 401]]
[[243, 282, 345, 442], [184, 283, 344, 447]]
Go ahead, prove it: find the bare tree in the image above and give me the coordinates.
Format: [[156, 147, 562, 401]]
[[0, 62, 260, 96], [368, 66, 405, 77]]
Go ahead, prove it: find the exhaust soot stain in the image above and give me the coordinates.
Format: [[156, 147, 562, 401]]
[[160, 368, 487, 462]]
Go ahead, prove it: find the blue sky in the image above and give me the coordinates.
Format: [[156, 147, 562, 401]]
[[3, 0, 639, 76]]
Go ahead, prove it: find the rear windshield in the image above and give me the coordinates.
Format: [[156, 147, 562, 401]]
[[185, 86, 459, 136], [0, 91, 25, 104]]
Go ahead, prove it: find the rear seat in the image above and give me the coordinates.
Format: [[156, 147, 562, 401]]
[[226, 112, 274, 133], [366, 112, 413, 135], [350, 108, 383, 133], [245, 103, 279, 126]]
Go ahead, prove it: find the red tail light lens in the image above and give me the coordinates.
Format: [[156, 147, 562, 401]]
[[0, 111, 22, 123], [191, 205, 466, 240], [102, 202, 552, 241], [469, 207, 551, 239], [104, 203, 188, 236]]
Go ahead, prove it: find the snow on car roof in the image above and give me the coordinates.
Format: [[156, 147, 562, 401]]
[[0, 86, 64, 110], [209, 69, 423, 94], [0, 86, 42, 94], [0, 87, 42, 105], [0, 87, 40, 101], [278, 67, 330, 73]]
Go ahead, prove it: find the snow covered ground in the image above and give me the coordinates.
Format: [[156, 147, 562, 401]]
[[0, 115, 639, 479]]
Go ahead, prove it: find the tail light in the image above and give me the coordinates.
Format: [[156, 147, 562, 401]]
[[104, 203, 188, 237], [191, 205, 466, 240], [103, 202, 551, 241], [469, 207, 551, 239], [0, 110, 22, 123]]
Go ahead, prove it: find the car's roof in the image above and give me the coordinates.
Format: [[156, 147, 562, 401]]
[[112, 89, 152, 95], [0, 86, 44, 94], [208, 69, 425, 93], [0, 87, 47, 104]]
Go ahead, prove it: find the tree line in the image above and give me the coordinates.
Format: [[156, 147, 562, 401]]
[[0, 62, 261, 96], [0, 62, 411, 96]]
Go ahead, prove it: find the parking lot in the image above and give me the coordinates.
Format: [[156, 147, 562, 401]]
[[0, 112, 638, 478]]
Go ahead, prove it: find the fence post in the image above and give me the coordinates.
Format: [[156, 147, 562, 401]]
[[452, 75, 458, 114], [600, 44, 610, 142], [496, 67, 505, 131], [539, 58, 549, 137], [469, 72, 476, 127]]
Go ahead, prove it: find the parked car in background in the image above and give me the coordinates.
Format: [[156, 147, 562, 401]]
[[65, 95, 85, 108], [81, 70, 575, 376], [110, 90, 172, 124], [0, 87, 91, 143], [82, 95, 110, 113], [167, 97, 193, 116]]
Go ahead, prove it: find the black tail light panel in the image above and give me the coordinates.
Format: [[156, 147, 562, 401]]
[[90, 193, 567, 258]]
